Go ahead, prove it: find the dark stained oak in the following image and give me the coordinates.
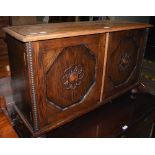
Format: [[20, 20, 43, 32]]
[[4, 21, 152, 137], [103, 30, 147, 99], [14, 91, 155, 138], [46, 44, 96, 108], [3, 20, 152, 42], [6, 36, 33, 125], [47, 92, 155, 138]]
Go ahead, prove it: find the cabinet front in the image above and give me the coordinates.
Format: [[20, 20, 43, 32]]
[[37, 34, 106, 127], [102, 30, 146, 99]]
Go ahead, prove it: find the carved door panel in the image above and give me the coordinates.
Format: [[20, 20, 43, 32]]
[[103, 30, 146, 99], [39, 34, 106, 125]]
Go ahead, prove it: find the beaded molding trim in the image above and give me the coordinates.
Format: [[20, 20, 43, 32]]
[[26, 42, 39, 131]]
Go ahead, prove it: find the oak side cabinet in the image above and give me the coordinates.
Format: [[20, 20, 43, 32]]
[[3, 21, 152, 137]]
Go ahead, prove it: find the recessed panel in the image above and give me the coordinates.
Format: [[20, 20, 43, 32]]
[[103, 30, 145, 99], [46, 44, 96, 108]]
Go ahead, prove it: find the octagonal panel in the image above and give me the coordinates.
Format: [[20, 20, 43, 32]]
[[46, 44, 96, 108], [108, 37, 139, 86]]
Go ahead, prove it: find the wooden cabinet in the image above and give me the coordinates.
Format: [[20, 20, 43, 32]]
[[4, 20, 152, 137]]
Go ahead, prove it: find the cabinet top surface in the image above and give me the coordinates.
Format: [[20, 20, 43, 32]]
[[3, 20, 152, 42]]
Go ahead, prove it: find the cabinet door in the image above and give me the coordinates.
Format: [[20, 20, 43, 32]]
[[38, 34, 106, 127], [102, 30, 146, 99]]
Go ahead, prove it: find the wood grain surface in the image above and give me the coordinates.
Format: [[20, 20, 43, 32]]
[[3, 20, 152, 42]]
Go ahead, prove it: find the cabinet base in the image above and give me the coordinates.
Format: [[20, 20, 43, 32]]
[[13, 88, 155, 138]]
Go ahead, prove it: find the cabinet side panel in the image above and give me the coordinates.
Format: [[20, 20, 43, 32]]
[[6, 35, 33, 124]]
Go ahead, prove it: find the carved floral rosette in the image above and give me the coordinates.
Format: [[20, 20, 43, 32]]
[[62, 64, 85, 90]]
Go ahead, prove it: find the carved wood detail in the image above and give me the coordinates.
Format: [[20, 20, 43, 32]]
[[102, 30, 145, 99], [4, 22, 149, 137], [119, 52, 131, 72], [45, 44, 96, 109], [108, 36, 140, 87], [62, 64, 85, 90]]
